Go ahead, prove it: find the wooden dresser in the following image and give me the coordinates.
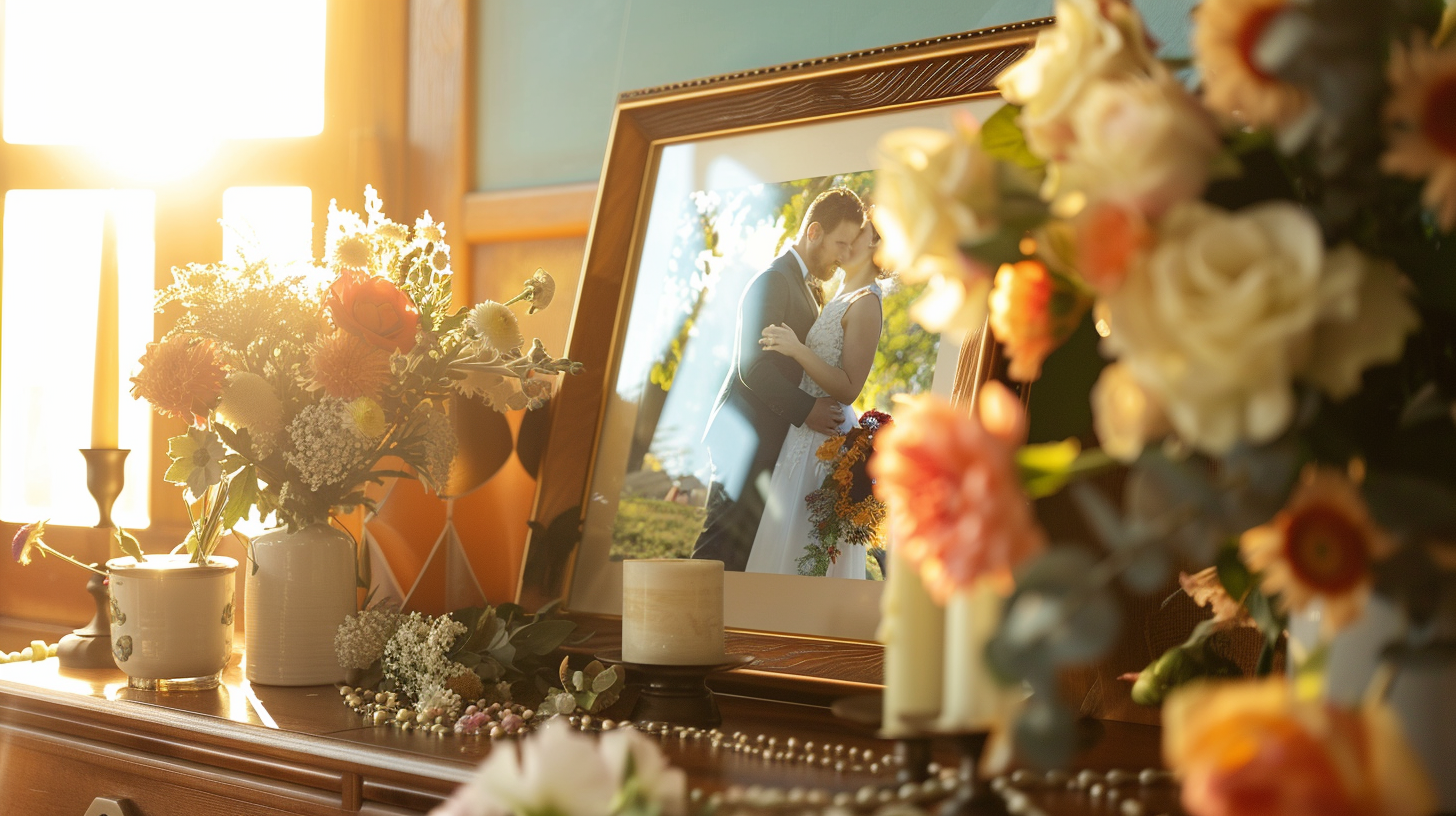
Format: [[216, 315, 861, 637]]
[[0, 623, 1177, 816]]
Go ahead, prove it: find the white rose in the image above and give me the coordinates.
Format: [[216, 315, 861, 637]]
[[873, 124, 995, 285], [1059, 74, 1220, 218], [449, 718, 617, 816], [1301, 245, 1420, 400], [996, 0, 1158, 160], [1091, 362, 1171, 462], [1103, 201, 1354, 454], [598, 726, 687, 816]]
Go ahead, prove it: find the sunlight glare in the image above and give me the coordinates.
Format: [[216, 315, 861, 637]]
[[3, 1, 327, 177], [1, 191, 154, 528], [222, 187, 314, 265]]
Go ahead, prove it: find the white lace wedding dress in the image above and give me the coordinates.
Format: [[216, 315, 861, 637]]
[[744, 281, 882, 579]]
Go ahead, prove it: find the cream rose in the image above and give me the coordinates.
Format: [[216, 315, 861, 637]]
[[1091, 362, 1171, 462], [1103, 201, 1356, 454], [874, 121, 1000, 333], [1302, 245, 1420, 400], [1059, 74, 1221, 218], [996, 0, 1158, 161]]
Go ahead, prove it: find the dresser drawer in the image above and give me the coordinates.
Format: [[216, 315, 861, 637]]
[[0, 722, 360, 816]]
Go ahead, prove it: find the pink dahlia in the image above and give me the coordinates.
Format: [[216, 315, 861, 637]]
[[870, 383, 1046, 602]]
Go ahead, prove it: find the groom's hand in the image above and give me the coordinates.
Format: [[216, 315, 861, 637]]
[[805, 398, 843, 435]]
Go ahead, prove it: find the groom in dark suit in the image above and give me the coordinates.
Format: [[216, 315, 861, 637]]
[[692, 187, 866, 571]]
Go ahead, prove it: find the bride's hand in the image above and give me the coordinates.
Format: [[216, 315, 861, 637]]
[[759, 324, 805, 359]]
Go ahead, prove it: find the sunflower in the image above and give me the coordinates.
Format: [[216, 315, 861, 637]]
[[1193, 0, 1310, 128], [1240, 466, 1394, 637], [332, 232, 374, 274], [130, 335, 228, 426], [307, 332, 393, 400], [1381, 34, 1456, 231]]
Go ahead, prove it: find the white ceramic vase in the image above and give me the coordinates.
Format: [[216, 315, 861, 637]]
[[105, 554, 237, 690], [244, 524, 356, 686]]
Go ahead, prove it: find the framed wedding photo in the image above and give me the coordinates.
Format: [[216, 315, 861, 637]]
[[518, 18, 1051, 692]]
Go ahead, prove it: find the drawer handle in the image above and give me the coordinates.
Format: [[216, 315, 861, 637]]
[[84, 797, 138, 816]]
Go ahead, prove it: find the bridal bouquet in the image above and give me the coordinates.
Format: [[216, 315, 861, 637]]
[[872, 0, 1454, 809], [128, 186, 580, 545], [800, 410, 892, 576]]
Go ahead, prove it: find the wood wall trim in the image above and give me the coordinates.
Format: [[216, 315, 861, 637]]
[[460, 183, 599, 244], [407, 0, 476, 295]]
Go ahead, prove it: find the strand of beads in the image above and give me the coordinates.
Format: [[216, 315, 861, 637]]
[[987, 767, 1179, 816], [0, 640, 58, 663], [337, 684, 538, 738], [635, 721, 906, 774]]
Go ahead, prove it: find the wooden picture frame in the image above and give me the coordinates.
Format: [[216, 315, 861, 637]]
[[516, 18, 1050, 700]]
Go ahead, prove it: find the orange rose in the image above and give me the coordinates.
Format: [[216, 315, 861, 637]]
[[326, 271, 420, 353], [1164, 679, 1435, 816]]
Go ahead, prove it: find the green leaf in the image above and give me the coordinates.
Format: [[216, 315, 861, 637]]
[[591, 666, 619, 694], [221, 464, 259, 531], [981, 103, 1045, 170], [509, 619, 577, 656], [113, 528, 144, 561], [163, 456, 194, 486], [960, 230, 1026, 268], [1214, 542, 1253, 604], [1017, 441, 1114, 499]]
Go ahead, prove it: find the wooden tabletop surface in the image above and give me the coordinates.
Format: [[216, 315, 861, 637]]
[[0, 618, 1186, 815]]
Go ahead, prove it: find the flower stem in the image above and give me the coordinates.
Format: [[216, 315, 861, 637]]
[[37, 543, 108, 576]]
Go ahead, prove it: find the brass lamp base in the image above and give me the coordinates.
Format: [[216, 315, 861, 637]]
[[59, 448, 130, 670]]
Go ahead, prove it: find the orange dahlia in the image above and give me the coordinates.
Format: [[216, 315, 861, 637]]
[[1193, 0, 1310, 128], [307, 332, 393, 400], [1239, 466, 1394, 637], [870, 383, 1045, 603], [987, 259, 1090, 382], [1381, 34, 1456, 231], [130, 335, 227, 427]]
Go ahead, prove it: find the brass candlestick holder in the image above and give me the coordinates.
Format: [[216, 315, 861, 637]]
[[56, 448, 130, 670], [80, 448, 130, 529]]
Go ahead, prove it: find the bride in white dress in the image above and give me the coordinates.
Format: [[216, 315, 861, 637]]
[[744, 219, 887, 579]]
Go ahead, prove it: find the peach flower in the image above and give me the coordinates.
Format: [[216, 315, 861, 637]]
[[1193, 0, 1311, 129], [870, 383, 1046, 603], [1240, 466, 1394, 638], [1164, 679, 1435, 816], [1090, 361, 1170, 462], [130, 334, 228, 427], [987, 260, 1090, 382], [326, 270, 421, 353], [1073, 200, 1153, 294], [308, 332, 394, 400]]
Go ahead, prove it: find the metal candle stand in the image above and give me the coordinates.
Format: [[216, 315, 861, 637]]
[[57, 448, 129, 670], [597, 651, 754, 729], [832, 694, 1010, 816]]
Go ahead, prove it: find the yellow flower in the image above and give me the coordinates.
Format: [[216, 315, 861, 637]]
[[216, 372, 284, 438], [1164, 679, 1435, 816], [1381, 33, 1456, 231], [1240, 466, 1394, 638], [348, 397, 387, 439], [1193, 0, 1311, 128]]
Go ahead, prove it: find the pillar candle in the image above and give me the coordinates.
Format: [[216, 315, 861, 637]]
[[90, 204, 120, 450], [622, 559, 724, 664], [936, 575, 1006, 731], [879, 542, 944, 736]]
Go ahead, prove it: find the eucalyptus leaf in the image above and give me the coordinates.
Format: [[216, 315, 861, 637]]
[[572, 670, 586, 691], [1121, 546, 1171, 595], [1014, 698, 1076, 769], [510, 619, 577, 656]]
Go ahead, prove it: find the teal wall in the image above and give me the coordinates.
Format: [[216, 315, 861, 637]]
[[475, 1, 1197, 191]]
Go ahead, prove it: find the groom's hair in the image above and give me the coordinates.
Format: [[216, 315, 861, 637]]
[[801, 187, 865, 239]]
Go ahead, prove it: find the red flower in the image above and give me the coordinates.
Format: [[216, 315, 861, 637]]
[[326, 271, 420, 353]]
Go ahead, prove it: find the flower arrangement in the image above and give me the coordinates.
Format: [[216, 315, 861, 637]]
[[428, 717, 686, 816], [129, 186, 579, 546], [334, 603, 579, 728], [871, 0, 1456, 796], [799, 410, 893, 577]]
